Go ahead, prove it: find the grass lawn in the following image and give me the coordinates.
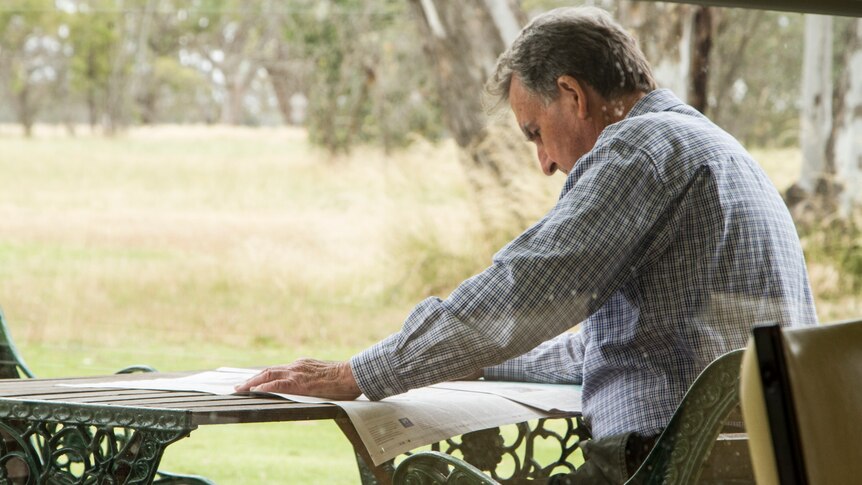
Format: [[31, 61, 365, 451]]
[[0, 124, 857, 483]]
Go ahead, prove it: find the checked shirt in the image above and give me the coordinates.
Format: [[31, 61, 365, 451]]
[[350, 89, 816, 439]]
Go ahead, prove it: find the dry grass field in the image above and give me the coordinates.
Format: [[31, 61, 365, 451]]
[[0, 124, 539, 366], [0, 124, 857, 483], [0, 123, 557, 483]]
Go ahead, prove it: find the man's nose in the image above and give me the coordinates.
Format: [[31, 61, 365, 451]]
[[537, 146, 556, 176]]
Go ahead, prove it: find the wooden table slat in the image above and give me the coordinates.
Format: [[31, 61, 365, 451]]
[[0, 389, 205, 401], [0, 376, 344, 425], [0, 372, 380, 482]]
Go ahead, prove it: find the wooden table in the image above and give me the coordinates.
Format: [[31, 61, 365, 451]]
[[0, 371, 394, 484], [0, 372, 588, 485]]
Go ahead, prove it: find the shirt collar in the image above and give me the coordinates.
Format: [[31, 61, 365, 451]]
[[559, 89, 685, 197], [625, 88, 685, 119]]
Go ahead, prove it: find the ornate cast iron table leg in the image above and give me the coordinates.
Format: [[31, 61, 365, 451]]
[[431, 416, 590, 483], [350, 416, 591, 485], [0, 401, 195, 485]]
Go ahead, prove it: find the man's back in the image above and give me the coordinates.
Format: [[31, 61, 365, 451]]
[[570, 88, 817, 437]]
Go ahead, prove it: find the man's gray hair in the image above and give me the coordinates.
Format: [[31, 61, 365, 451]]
[[486, 7, 656, 106]]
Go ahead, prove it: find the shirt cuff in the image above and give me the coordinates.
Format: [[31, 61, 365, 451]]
[[349, 334, 405, 401], [482, 359, 529, 381]]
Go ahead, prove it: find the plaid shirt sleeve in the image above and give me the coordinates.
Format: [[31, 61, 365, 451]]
[[482, 331, 585, 383], [350, 138, 670, 401]]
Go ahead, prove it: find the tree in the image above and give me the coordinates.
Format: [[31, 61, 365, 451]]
[[619, 2, 692, 104], [407, 0, 546, 243], [833, 19, 862, 214], [297, 0, 379, 151], [788, 15, 862, 219], [798, 15, 834, 198], [275, 0, 443, 154], [66, 5, 117, 130], [64, 0, 155, 135], [0, 1, 63, 137], [688, 6, 712, 114], [134, 3, 214, 124], [259, 1, 311, 126], [178, 0, 265, 125]]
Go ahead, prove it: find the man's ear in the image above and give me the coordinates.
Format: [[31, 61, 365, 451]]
[[557, 75, 589, 119]]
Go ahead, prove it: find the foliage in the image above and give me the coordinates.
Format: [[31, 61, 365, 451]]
[[708, 9, 804, 147], [0, 1, 859, 155], [0, 0, 445, 147], [291, 0, 443, 153], [798, 215, 862, 298], [66, 5, 120, 127], [0, 0, 64, 135]]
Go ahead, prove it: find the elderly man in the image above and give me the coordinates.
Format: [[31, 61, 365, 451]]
[[238, 7, 816, 483]]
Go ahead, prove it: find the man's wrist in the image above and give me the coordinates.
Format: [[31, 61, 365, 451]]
[[350, 337, 405, 400], [338, 361, 361, 397]]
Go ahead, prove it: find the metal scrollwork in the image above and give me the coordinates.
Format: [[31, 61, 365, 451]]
[[424, 416, 590, 483], [384, 417, 591, 485], [358, 417, 591, 484], [0, 401, 194, 484], [459, 427, 505, 472]]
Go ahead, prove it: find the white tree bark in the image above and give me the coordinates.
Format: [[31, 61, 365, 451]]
[[408, 0, 542, 243], [799, 14, 833, 193], [835, 19, 862, 214], [419, 0, 447, 39], [676, 7, 693, 104], [620, 3, 691, 103], [483, 0, 522, 46]]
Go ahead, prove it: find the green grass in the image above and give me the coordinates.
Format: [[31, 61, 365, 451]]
[[0, 124, 858, 483], [158, 422, 362, 484]]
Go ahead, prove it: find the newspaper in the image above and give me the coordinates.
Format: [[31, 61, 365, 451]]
[[60, 368, 582, 465], [429, 380, 581, 413]]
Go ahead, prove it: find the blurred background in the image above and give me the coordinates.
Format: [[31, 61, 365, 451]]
[[1, 0, 860, 483]]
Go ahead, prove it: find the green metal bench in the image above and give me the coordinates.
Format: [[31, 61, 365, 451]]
[[0, 306, 214, 485], [394, 349, 753, 484]]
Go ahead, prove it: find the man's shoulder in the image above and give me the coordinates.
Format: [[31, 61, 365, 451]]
[[602, 104, 742, 163], [603, 106, 712, 148], [591, 103, 755, 194]]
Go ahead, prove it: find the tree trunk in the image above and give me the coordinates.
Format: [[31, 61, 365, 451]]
[[217, 46, 258, 125], [710, 9, 764, 124], [105, 1, 131, 135], [798, 15, 834, 196], [266, 64, 293, 125], [408, 0, 545, 244], [834, 19, 862, 214], [85, 48, 99, 131], [104, 0, 156, 135], [785, 14, 845, 221], [688, 7, 713, 114], [261, 3, 296, 126], [218, 55, 258, 125], [220, 76, 245, 125], [16, 84, 34, 138], [619, 3, 692, 103]]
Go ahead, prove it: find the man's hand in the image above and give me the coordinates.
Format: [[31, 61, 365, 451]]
[[234, 358, 361, 400]]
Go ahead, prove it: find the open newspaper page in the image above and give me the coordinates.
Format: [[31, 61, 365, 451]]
[[60, 367, 582, 465]]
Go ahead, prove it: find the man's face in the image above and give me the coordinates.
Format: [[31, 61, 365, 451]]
[[509, 75, 595, 176]]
